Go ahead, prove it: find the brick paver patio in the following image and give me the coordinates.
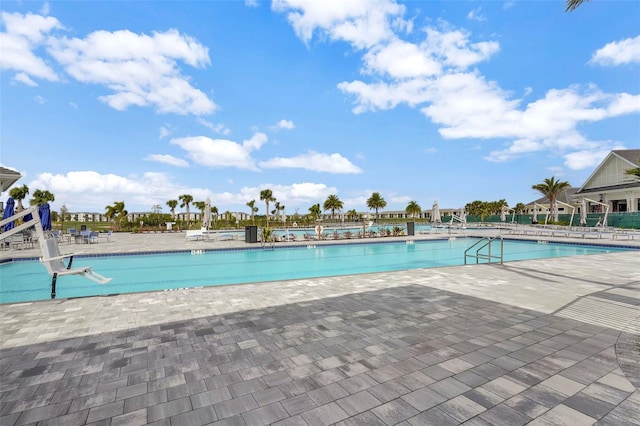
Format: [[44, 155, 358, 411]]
[[1, 233, 638, 425]]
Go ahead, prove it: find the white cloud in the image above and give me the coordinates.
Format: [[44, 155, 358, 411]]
[[276, 3, 637, 171], [34, 95, 45, 105], [211, 182, 338, 212], [590, 35, 640, 66], [245, 0, 260, 8], [40, 2, 50, 15], [422, 27, 499, 70], [242, 182, 338, 209], [362, 39, 441, 78], [159, 125, 172, 139], [606, 93, 640, 116], [47, 27, 216, 115], [467, 7, 486, 22], [28, 170, 213, 212], [145, 154, 189, 167], [272, 0, 408, 49], [333, 26, 636, 168], [2, 11, 217, 115], [197, 118, 230, 135], [0, 11, 62, 82], [564, 145, 625, 170], [27, 170, 339, 213], [259, 151, 363, 174], [13, 72, 37, 86], [271, 119, 296, 130], [345, 191, 411, 209], [546, 166, 564, 177], [171, 132, 267, 170]]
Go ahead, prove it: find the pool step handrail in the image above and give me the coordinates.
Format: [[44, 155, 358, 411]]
[[464, 236, 504, 265], [260, 230, 275, 249]]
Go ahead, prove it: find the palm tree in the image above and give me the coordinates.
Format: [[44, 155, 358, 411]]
[[405, 200, 422, 219], [466, 200, 491, 222], [193, 201, 206, 217], [347, 209, 358, 221], [323, 194, 344, 221], [246, 200, 258, 224], [565, 0, 588, 12], [260, 189, 275, 227], [532, 177, 571, 222], [625, 159, 640, 179], [166, 199, 178, 219], [30, 189, 55, 206], [273, 201, 282, 224], [514, 202, 526, 214], [9, 184, 29, 212], [367, 192, 387, 222], [489, 199, 508, 215], [179, 194, 194, 226], [59, 203, 68, 229], [308, 203, 321, 222], [105, 201, 127, 231], [212, 205, 219, 228]]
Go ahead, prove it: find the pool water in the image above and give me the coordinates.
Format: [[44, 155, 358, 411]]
[[0, 238, 629, 303]]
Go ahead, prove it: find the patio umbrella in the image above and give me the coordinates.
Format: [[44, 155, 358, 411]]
[[532, 206, 538, 224], [39, 203, 51, 231], [202, 198, 212, 230], [431, 201, 441, 223], [2, 197, 15, 231], [500, 208, 506, 222], [580, 198, 587, 226]]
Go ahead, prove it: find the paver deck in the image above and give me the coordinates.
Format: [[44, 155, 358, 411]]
[[1, 231, 639, 425]]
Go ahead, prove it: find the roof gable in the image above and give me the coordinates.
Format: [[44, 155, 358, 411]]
[[528, 187, 579, 205], [578, 149, 640, 192], [613, 149, 640, 166]]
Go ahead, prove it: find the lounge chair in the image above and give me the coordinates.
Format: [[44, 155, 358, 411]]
[[40, 238, 111, 299], [186, 229, 204, 241]]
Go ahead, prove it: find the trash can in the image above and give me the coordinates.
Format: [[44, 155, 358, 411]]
[[245, 226, 258, 243], [407, 222, 415, 236]]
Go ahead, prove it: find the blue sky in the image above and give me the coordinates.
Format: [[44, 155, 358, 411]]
[[1, 0, 639, 216]]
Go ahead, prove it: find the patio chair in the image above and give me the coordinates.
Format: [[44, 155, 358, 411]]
[[99, 230, 113, 243], [88, 231, 100, 244], [79, 230, 90, 244], [51, 231, 64, 244], [40, 238, 112, 299]]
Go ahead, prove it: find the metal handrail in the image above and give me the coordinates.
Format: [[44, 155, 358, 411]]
[[464, 236, 504, 265], [260, 231, 275, 249]]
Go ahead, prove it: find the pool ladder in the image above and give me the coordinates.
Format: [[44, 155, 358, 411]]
[[260, 234, 275, 249], [464, 236, 504, 265]]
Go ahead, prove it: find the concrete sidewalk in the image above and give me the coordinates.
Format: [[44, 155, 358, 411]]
[[0, 233, 639, 425]]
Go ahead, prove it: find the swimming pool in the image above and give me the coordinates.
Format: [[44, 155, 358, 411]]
[[0, 238, 630, 303]]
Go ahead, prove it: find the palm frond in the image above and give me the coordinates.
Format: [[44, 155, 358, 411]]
[[566, 0, 588, 12]]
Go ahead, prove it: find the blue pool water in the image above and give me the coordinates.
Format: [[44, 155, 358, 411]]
[[0, 238, 630, 303]]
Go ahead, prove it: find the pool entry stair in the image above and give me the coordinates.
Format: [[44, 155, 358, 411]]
[[464, 236, 504, 264]]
